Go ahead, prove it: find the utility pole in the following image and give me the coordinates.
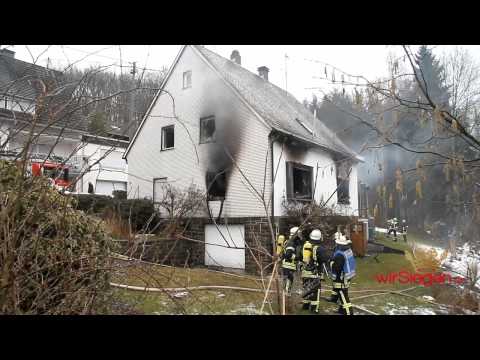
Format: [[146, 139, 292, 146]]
[[284, 54, 288, 92], [129, 61, 137, 131]]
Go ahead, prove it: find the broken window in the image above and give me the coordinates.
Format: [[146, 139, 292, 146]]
[[336, 162, 350, 204], [206, 171, 226, 200], [183, 71, 192, 89], [286, 162, 313, 201], [200, 116, 216, 143], [161, 125, 174, 150]]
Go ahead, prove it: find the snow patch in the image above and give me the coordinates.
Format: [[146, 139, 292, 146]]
[[173, 291, 189, 298]]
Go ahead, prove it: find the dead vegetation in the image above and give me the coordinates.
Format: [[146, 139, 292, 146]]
[[0, 160, 115, 314]]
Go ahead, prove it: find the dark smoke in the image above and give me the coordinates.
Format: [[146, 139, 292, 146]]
[[199, 82, 242, 199]]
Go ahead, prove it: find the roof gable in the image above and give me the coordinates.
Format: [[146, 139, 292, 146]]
[[124, 45, 359, 160], [193, 45, 357, 159]]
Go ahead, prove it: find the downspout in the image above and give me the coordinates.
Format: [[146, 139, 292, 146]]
[[270, 133, 275, 223]]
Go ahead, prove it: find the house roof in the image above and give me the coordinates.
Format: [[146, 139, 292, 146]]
[[192, 45, 358, 159], [0, 51, 89, 133], [0, 50, 63, 100], [125, 45, 359, 160]]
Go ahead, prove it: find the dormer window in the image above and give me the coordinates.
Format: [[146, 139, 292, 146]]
[[183, 71, 192, 89]]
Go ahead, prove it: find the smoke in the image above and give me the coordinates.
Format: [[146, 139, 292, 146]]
[[198, 81, 242, 198]]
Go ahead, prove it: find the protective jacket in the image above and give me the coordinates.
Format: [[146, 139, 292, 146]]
[[330, 245, 356, 288], [282, 237, 299, 271], [302, 241, 329, 279]]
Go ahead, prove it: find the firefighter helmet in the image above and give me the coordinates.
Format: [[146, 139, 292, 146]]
[[335, 234, 351, 245], [290, 227, 299, 236], [309, 229, 322, 241]]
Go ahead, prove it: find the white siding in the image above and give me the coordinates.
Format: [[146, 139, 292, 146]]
[[126, 46, 272, 217], [272, 141, 359, 216], [75, 142, 128, 194], [205, 224, 245, 269]]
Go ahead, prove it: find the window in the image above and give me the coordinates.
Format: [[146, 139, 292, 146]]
[[336, 162, 350, 205], [161, 125, 175, 150], [286, 162, 313, 201], [183, 71, 192, 89], [200, 116, 216, 143], [206, 171, 227, 200]]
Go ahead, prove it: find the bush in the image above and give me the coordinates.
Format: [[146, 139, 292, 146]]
[[73, 194, 160, 233], [111, 198, 160, 233], [73, 193, 113, 214], [112, 190, 127, 200], [0, 161, 115, 314]]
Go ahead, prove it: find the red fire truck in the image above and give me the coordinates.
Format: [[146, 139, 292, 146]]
[[30, 160, 72, 190], [1, 150, 73, 192]]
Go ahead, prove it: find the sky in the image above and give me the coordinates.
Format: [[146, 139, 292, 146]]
[[4, 44, 480, 103]]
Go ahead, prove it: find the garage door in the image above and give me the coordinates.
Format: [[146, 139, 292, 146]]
[[95, 180, 127, 196], [205, 225, 245, 269]]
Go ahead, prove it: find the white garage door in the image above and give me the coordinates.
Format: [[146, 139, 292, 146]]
[[205, 225, 245, 269], [95, 180, 127, 196]]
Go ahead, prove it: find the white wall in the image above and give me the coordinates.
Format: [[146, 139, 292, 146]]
[[0, 124, 9, 149], [75, 142, 128, 195], [126, 45, 272, 217], [272, 140, 359, 217], [2, 96, 35, 114]]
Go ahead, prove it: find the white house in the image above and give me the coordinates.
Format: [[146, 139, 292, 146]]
[[0, 48, 128, 197], [124, 45, 362, 271], [71, 134, 129, 196]]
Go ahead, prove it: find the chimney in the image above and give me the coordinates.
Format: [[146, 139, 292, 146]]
[[230, 50, 241, 65], [257, 66, 269, 81], [0, 48, 15, 58]]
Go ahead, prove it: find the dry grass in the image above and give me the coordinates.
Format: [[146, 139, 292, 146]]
[[103, 209, 134, 241], [406, 246, 449, 273]]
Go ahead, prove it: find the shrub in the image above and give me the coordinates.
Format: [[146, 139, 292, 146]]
[[112, 190, 127, 200], [111, 198, 160, 233], [73, 194, 160, 233], [72, 193, 113, 214], [0, 160, 115, 314]]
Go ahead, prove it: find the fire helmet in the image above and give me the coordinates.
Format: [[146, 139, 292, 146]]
[[335, 234, 351, 245], [309, 229, 322, 241], [290, 227, 299, 236]]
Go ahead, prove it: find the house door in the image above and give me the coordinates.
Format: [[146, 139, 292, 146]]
[[205, 225, 245, 269], [95, 180, 127, 196], [153, 177, 167, 214]]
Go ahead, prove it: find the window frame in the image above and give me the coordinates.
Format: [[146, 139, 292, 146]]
[[336, 163, 351, 205], [205, 171, 227, 201], [183, 70, 192, 89], [153, 177, 168, 206], [286, 161, 314, 202], [199, 115, 216, 144], [161, 125, 175, 151]]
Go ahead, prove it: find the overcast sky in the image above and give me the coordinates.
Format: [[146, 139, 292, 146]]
[[6, 45, 480, 103]]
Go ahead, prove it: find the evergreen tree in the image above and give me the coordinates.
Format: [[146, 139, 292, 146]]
[[414, 45, 450, 108]]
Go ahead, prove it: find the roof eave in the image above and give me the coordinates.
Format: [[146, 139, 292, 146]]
[[271, 128, 360, 162]]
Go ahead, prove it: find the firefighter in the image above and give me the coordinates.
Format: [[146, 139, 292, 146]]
[[329, 234, 356, 315], [387, 218, 398, 240], [301, 229, 330, 312], [278, 227, 302, 294], [401, 219, 408, 242]]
